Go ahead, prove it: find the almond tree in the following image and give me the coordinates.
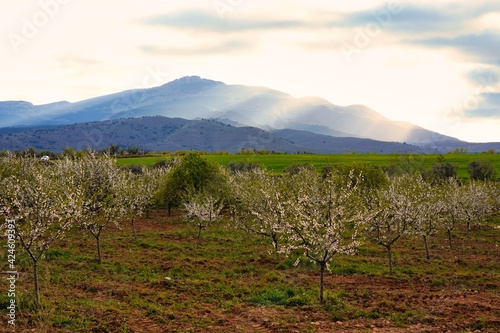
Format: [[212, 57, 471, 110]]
[[364, 175, 421, 274], [184, 190, 224, 247], [440, 178, 465, 249], [460, 181, 492, 231], [120, 170, 142, 238], [120, 167, 169, 238], [72, 153, 126, 263], [143, 166, 171, 218], [283, 168, 365, 303], [485, 181, 500, 213], [0, 157, 81, 307], [407, 176, 445, 260], [230, 169, 288, 254]]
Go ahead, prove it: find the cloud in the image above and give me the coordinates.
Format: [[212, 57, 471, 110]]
[[140, 39, 250, 56], [413, 32, 500, 64], [337, 2, 500, 34], [466, 68, 499, 87], [465, 93, 500, 118], [333, 1, 500, 66], [337, 3, 445, 32], [56, 49, 102, 68], [141, 10, 302, 33]]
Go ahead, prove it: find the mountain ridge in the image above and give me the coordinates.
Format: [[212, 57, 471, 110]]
[[1, 116, 499, 154], [0, 116, 427, 154], [0, 76, 458, 145], [0, 76, 498, 153]]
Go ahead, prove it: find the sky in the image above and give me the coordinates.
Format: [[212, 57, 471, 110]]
[[1, 0, 500, 143]]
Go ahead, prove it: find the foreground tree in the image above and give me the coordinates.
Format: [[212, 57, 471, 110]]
[[440, 178, 464, 249], [0, 157, 81, 307], [71, 153, 126, 263], [460, 180, 494, 231], [184, 190, 224, 246], [407, 176, 444, 260], [284, 168, 365, 303], [364, 175, 421, 274], [230, 169, 289, 254], [121, 166, 170, 238]]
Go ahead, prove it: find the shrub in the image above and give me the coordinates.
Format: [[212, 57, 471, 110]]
[[226, 161, 264, 174], [283, 163, 314, 175], [467, 160, 497, 181]]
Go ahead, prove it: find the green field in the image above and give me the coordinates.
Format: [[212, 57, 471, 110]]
[[117, 153, 500, 180]]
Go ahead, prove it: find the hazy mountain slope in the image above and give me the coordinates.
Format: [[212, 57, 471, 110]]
[[273, 129, 424, 154], [0, 116, 424, 153], [0, 117, 297, 153], [0, 76, 460, 145]]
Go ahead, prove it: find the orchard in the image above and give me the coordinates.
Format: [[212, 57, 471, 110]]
[[0, 152, 499, 332]]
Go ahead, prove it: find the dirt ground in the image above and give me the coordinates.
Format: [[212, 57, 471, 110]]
[[3, 210, 499, 333], [119, 211, 500, 333]]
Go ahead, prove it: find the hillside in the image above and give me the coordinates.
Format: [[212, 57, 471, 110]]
[[0, 76, 461, 146], [0, 116, 424, 154]]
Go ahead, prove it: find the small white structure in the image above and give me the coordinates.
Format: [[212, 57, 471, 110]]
[[40, 155, 50, 161]]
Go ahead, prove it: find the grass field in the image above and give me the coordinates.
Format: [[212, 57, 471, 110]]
[[116, 153, 500, 180], [1, 210, 499, 332]]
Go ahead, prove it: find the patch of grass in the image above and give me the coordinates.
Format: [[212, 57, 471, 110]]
[[429, 277, 446, 287], [249, 287, 312, 307], [473, 317, 487, 330], [322, 290, 365, 321]]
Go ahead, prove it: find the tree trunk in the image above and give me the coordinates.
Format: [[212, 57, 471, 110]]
[[131, 219, 137, 239], [33, 260, 40, 308], [387, 244, 393, 275], [96, 236, 102, 263], [272, 234, 279, 256], [319, 262, 326, 304], [447, 229, 453, 250], [196, 226, 202, 248], [423, 235, 430, 260]]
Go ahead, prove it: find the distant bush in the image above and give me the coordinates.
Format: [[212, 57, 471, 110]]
[[283, 163, 314, 175], [468, 160, 497, 181], [150, 158, 179, 169], [425, 156, 457, 184], [323, 163, 388, 190], [121, 164, 143, 174], [226, 161, 265, 174]]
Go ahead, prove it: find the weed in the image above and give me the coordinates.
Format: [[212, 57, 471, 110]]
[[248, 287, 311, 307], [430, 277, 446, 287], [263, 271, 285, 283], [473, 317, 486, 330]]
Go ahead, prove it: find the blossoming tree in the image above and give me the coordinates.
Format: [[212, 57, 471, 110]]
[[0, 157, 81, 307], [230, 169, 289, 254], [283, 168, 365, 303], [71, 153, 127, 263]]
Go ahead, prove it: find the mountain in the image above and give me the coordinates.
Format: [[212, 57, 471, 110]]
[[0, 76, 461, 147], [0, 116, 425, 154]]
